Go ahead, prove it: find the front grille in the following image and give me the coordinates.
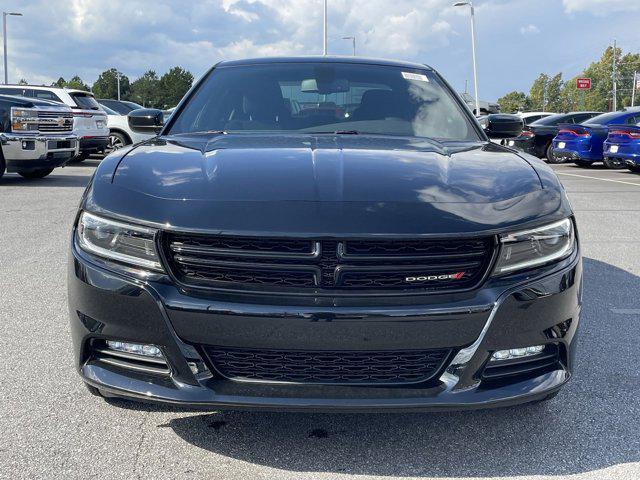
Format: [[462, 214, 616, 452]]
[[202, 346, 451, 385], [162, 233, 494, 294], [37, 111, 73, 133]]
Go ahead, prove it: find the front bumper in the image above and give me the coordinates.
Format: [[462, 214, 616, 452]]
[[69, 243, 582, 412], [1, 133, 79, 172]]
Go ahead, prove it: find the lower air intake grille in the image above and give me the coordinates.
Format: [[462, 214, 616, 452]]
[[482, 344, 561, 384], [202, 346, 451, 385], [161, 233, 495, 295]]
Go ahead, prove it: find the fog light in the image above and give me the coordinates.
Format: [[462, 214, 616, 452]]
[[491, 345, 544, 361], [106, 340, 164, 358]]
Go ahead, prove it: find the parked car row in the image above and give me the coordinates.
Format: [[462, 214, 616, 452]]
[[0, 85, 109, 161], [506, 112, 601, 163], [505, 107, 640, 173], [0, 85, 164, 179]]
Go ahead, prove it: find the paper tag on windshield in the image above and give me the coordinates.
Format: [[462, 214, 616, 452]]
[[402, 72, 429, 82]]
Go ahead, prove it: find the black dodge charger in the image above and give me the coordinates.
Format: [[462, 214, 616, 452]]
[[68, 57, 581, 411]]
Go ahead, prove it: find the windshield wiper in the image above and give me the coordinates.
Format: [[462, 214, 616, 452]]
[[182, 130, 228, 135], [305, 130, 361, 135]]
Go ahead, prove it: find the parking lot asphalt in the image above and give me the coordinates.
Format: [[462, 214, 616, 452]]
[[1, 159, 639, 480]]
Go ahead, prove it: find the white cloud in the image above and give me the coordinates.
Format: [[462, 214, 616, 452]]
[[0, 0, 637, 102], [562, 0, 640, 15], [520, 24, 540, 35]]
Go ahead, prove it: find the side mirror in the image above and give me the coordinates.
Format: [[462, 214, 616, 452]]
[[481, 114, 523, 139], [128, 108, 164, 134]]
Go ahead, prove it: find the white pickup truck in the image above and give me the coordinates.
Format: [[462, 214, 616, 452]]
[[0, 85, 108, 161], [0, 94, 79, 179]]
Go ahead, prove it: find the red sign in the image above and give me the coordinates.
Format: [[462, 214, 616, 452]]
[[577, 78, 591, 90]]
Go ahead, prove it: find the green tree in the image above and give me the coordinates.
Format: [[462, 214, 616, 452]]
[[529, 73, 549, 111], [617, 51, 640, 107], [545, 73, 564, 112], [497, 91, 530, 113], [66, 75, 90, 91], [157, 67, 193, 108], [129, 70, 160, 107], [52, 77, 66, 88], [92, 68, 131, 99]]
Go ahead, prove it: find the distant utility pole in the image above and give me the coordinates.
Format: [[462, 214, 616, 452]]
[[3, 11, 22, 85], [453, 2, 480, 116], [612, 38, 617, 111], [116, 71, 121, 101], [632, 71, 637, 107], [323, 0, 327, 55]]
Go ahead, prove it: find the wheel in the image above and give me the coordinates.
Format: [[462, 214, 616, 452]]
[[18, 168, 54, 179], [69, 152, 90, 163], [545, 143, 563, 164], [574, 160, 593, 168], [105, 131, 129, 154], [603, 157, 625, 169], [628, 165, 640, 173], [0, 148, 5, 180]]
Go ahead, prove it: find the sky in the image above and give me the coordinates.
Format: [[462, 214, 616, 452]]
[[2, 0, 639, 101]]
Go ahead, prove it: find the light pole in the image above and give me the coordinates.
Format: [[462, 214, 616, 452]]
[[453, 2, 480, 116], [323, 0, 328, 55], [3, 11, 22, 85], [342, 36, 356, 56]]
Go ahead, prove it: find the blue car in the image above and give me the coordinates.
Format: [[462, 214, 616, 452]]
[[603, 124, 640, 173], [552, 108, 640, 168]]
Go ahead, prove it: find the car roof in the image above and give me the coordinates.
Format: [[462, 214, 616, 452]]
[[3, 84, 93, 95], [0, 93, 69, 107], [519, 111, 554, 116], [217, 55, 433, 70]]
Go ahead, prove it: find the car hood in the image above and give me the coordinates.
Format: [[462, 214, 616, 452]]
[[87, 133, 569, 235]]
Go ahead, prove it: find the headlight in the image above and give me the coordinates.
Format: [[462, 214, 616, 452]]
[[75, 212, 163, 272], [494, 218, 575, 275], [11, 107, 39, 133]]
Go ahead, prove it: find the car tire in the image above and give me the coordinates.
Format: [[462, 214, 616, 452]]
[[628, 165, 640, 174], [603, 157, 625, 169], [0, 148, 5, 180], [545, 143, 563, 164], [18, 168, 54, 179], [69, 152, 90, 164], [105, 131, 129, 155], [574, 160, 592, 168]]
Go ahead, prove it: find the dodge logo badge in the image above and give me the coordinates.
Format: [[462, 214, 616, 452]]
[[405, 272, 466, 282]]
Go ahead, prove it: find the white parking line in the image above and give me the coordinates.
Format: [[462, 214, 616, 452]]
[[610, 308, 640, 315], [556, 172, 640, 187]]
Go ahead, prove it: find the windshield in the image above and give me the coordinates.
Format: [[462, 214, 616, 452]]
[[168, 62, 479, 141], [70, 92, 101, 110], [99, 104, 118, 115], [530, 114, 568, 126], [100, 99, 135, 114], [583, 111, 627, 126]]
